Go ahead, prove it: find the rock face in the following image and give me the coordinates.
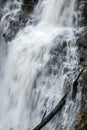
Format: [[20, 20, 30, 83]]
[[2, 0, 38, 42], [22, 0, 38, 12], [77, 30, 87, 65], [77, 0, 87, 26], [75, 107, 87, 130], [75, 1, 87, 130]]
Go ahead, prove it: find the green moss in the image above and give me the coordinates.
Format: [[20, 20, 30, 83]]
[[81, 71, 87, 77], [60, 125, 67, 130], [81, 64, 87, 80]]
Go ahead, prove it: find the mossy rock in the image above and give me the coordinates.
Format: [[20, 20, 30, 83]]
[[75, 107, 87, 130], [81, 71, 87, 77], [75, 116, 82, 121], [81, 64, 87, 80], [60, 125, 67, 130]]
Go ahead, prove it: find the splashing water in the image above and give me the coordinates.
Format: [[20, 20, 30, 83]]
[[0, 0, 82, 130]]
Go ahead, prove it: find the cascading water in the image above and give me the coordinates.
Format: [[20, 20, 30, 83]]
[[0, 0, 82, 130]]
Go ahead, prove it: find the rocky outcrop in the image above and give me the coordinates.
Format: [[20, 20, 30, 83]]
[[75, 106, 87, 130], [77, 0, 87, 26], [77, 30, 87, 65], [75, 1, 87, 130], [22, 0, 38, 12], [2, 0, 38, 42]]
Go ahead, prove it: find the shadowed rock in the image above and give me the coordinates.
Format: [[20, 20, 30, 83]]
[[2, 0, 38, 42], [77, 0, 87, 26]]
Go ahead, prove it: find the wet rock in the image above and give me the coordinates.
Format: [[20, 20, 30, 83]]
[[76, 1, 87, 128], [77, 52, 87, 115], [81, 69, 87, 81], [76, 29, 87, 65], [22, 0, 38, 12], [77, 0, 87, 26], [77, 30, 87, 48], [75, 107, 87, 130], [60, 125, 67, 130], [75, 66, 87, 130], [2, 0, 38, 42], [79, 48, 87, 64]]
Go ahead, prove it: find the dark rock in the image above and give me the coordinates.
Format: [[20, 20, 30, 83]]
[[75, 106, 87, 130], [2, 0, 38, 42], [76, 29, 87, 65], [77, 0, 87, 26]]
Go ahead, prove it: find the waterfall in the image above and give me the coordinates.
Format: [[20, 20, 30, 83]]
[[0, 0, 82, 130]]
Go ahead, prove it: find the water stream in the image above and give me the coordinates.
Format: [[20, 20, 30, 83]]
[[0, 0, 82, 130]]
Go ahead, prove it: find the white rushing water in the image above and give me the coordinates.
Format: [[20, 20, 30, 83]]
[[0, 0, 82, 130]]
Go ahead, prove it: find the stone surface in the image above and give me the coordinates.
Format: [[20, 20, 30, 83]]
[[76, 29, 87, 65], [76, 35, 87, 130], [2, 0, 38, 42], [75, 107, 87, 130], [75, 1, 87, 129], [77, 0, 87, 26]]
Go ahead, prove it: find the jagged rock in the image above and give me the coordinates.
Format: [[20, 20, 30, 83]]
[[77, 30, 87, 48], [77, 0, 87, 26], [76, 29, 87, 64], [2, 0, 38, 42], [75, 107, 87, 130]]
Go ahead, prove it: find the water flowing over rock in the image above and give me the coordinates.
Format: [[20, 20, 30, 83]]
[[0, 0, 87, 130], [0, 0, 38, 42]]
